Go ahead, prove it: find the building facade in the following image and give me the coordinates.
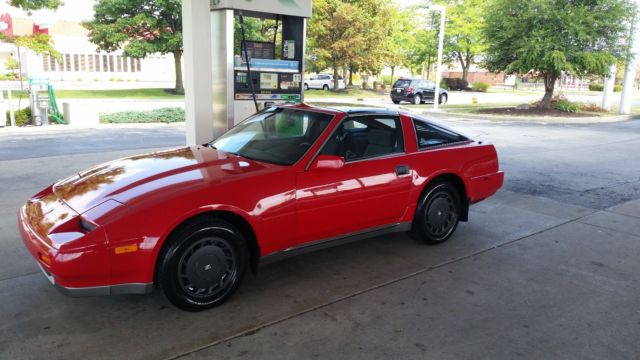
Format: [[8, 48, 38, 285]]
[[0, 1, 175, 83]]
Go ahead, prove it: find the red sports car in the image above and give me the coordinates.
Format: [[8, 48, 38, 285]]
[[19, 105, 503, 311]]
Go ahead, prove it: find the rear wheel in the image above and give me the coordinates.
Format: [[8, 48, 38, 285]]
[[304, 83, 309, 91], [392, 99, 401, 104], [414, 181, 460, 245], [413, 94, 422, 105], [323, 84, 330, 91], [158, 218, 248, 311]]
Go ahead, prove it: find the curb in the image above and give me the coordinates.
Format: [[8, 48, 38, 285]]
[[0, 122, 186, 136], [409, 107, 640, 124]]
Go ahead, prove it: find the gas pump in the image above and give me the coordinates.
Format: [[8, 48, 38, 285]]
[[182, 0, 312, 145], [29, 78, 50, 126], [211, 0, 311, 128]]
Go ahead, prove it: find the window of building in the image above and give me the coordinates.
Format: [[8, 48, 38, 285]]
[[123, 56, 128, 72], [102, 55, 109, 72], [42, 55, 49, 71], [108, 55, 115, 72], [50, 55, 57, 71], [88, 54, 94, 72], [65, 54, 72, 71], [94, 55, 101, 72], [116, 56, 123, 72], [73, 54, 79, 71], [136, 58, 141, 72], [79, 55, 87, 71]]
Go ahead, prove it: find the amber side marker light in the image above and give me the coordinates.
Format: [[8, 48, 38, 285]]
[[115, 244, 138, 255], [38, 252, 53, 266]]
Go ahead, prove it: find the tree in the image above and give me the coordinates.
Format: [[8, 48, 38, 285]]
[[484, 0, 633, 109], [307, 0, 365, 90], [9, 0, 62, 11], [307, 0, 391, 90], [385, 8, 416, 86], [440, 0, 486, 83], [83, 0, 184, 94]]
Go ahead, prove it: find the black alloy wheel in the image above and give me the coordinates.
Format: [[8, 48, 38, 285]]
[[414, 182, 460, 245], [159, 219, 248, 311]]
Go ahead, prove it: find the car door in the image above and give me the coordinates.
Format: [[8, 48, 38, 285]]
[[295, 114, 413, 243], [308, 75, 319, 89], [423, 80, 436, 101]]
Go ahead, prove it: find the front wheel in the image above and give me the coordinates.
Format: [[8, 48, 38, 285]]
[[439, 94, 448, 105], [158, 218, 248, 311], [413, 182, 460, 245], [304, 83, 309, 91]]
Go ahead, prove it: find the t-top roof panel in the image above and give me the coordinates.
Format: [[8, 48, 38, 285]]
[[210, 0, 312, 18]]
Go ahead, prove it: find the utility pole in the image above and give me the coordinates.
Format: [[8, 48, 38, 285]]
[[620, 5, 640, 114], [430, 5, 446, 111]]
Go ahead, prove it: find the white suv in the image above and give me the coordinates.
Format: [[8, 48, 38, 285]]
[[304, 74, 346, 90]]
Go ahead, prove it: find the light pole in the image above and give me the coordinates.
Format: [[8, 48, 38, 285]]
[[429, 5, 446, 111]]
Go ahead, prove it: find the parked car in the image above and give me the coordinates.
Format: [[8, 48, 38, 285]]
[[305, 74, 346, 90], [19, 104, 503, 311], [391, 78, 448, 105]]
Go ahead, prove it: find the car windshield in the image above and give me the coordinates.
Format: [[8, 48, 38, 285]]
[[394, 79, 412, 88], [212, 108, 334, 165]]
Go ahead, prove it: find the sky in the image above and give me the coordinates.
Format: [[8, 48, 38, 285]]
[[1, 0, 96, 22]]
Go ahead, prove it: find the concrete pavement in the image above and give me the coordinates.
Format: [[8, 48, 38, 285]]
[[0, 119, 639, 359]]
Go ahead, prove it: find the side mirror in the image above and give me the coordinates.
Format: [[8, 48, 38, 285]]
[[311, 155, 345, 170]]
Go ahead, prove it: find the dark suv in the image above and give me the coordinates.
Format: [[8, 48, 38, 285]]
[[391, 78, 448, 105]]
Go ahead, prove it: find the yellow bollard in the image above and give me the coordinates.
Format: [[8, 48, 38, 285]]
[[472, 96, 478, 107]]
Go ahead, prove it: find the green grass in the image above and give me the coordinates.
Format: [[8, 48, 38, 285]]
[[305, 88, 386, 99]]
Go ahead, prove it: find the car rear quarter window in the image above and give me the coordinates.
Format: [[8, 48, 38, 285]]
[[413, 118, 468, 149]]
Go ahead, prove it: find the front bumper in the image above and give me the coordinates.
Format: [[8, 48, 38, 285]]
[[19, 204, 152, 297]]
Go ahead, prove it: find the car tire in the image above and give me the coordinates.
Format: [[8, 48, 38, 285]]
[[323, 84, 330, 91], [413, 94, 422, 105], [413, 181, 460, 245], [439, 94, 448, 105], [392, 100, 400, 104], [304, 83, 309, 91], [158, 218, 248, 311]]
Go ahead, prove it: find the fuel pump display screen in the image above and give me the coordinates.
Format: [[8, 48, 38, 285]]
[[241, 41, 275, 61]]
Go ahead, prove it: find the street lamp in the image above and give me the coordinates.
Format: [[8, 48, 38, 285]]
[[429, 4, 446, 111]]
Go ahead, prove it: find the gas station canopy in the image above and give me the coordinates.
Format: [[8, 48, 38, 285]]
[[210, 0, 312, 18]]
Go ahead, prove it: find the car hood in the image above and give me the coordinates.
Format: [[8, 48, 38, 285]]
[[52, 146, 273, 213]]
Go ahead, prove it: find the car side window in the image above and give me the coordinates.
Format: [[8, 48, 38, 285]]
[[321, 116, 404, 162], [413, 118, 468, 149]]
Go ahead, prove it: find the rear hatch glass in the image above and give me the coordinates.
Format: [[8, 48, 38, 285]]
[[393, 79, 412, 88]]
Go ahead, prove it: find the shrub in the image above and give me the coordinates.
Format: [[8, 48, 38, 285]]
[[590, 83, 622, 92], [5, 107, 31, 127], [100, 107, 185, 124], [443, 77, 469, 91], [553, 99, 580, 113], [589, 83, 604, 91], [439, 79, 448, 90], [471, 82, 491, 92]]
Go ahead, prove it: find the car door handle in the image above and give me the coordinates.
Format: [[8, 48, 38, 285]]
[[396, 165, 410, 176]]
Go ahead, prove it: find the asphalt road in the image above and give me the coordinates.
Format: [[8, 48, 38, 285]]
[[0, 119, 639, 359]]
